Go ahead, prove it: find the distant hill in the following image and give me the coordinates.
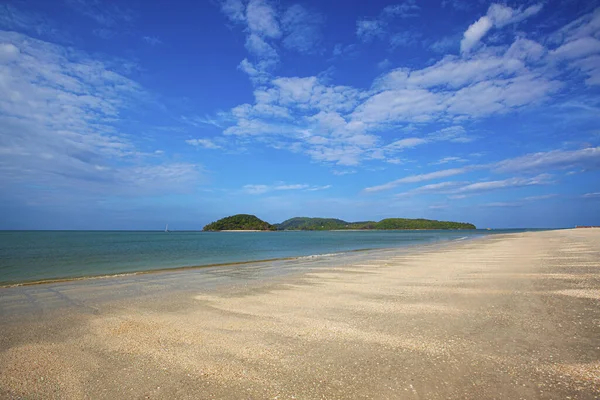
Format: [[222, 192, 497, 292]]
[[203, 214, 275, 231], [274, 217, 475, 230], [372, 218, 475, 230], [274, 217, 350, 231]]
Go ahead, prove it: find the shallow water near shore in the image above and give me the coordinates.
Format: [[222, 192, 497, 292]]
[[0, 229, 543, 286]]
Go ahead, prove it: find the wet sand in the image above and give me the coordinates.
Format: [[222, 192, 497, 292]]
[[1, 229, 599, 399]]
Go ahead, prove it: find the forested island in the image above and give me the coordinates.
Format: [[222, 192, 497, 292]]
[[202, 214, 276, 231], [203, 215, 475, 231]]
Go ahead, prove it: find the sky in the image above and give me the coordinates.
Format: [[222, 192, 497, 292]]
[[0, 0, 599, 230]]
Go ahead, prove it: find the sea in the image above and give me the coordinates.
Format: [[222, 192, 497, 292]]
[[0, 229, 540, 286]]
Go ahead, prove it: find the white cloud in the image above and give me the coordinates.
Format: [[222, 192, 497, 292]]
[[281, 4, 323, 54], [395, 174, 553, 200], [220, 0, 245, 23], [245, 33, 279, 65], [482, 201, 523, 207], [461, 3, 543, 54], [377, 58, 392, 70], [65, 0, 136, 28], [487, 3, 543, 28], [494, 147, 600, 173], [549, 7, 600, 45], [306, 185, 332, 191], [395, 180, 467, 198], [364, 145, 600, 195], [0, 30, 201, 197], [243, 184, 271, 194], [454, 174, 553, 193], [461, 16, 493, 54], [433, 156, 468, 165], [246, 0, 280, 39], [524, 194, 557, 201], [243, 182, 330, 194], [428, 126, 474, 143], [0, 4, 61, 40], [582, 192, 600, 199], [364, 168, 471, 193], [357, 20, 385, 42], [217, 9, 597, 169], [389, 31, 421, 48], [572, 55, 600, 85], [386, 137, 428, 150], [551, 37, 600, 60], [185, 139, 222, 149], [356, 1, 420, 43], [142, 36, 162, 46]]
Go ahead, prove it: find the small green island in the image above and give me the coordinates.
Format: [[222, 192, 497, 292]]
[[202, 214, 277, 231], [203, 215, 475, 231]]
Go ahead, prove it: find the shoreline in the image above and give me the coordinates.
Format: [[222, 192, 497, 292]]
[[0, 233, 488, 288]]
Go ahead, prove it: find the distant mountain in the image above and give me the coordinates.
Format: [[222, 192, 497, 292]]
[[202, 214, 275, 231], [274, 217, 475, 230]]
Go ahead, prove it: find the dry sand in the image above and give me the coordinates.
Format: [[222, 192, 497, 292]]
[[1, 229, 599, 399]]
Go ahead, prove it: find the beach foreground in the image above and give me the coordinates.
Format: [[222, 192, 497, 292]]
[[1, 230, 599, 399]]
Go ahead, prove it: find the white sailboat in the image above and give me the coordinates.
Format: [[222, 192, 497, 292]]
[[165, 223, 169, 233]]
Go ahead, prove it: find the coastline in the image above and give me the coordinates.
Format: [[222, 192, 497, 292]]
[[0, 230, 490, 288], [1, 229, 598, 399]]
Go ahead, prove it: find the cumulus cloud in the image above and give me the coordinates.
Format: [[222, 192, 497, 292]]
[[245, 0, 280, 39], [215, 7, 598, 169]]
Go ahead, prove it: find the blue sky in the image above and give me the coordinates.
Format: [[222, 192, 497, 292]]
[[0, 0, 599, 229]]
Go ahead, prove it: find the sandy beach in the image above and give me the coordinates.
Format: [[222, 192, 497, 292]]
[[1, 229, 599, 399]]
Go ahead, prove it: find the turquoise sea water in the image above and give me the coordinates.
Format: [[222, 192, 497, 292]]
[[0, 229, 537, 286]]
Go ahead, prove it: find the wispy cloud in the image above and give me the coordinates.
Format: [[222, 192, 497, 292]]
[[185, 139, 222, 149], [243, 182, 331, 195], [281, 5, 323, 54], [0, 30, 201, 198], [433, 156, 468, 165], [0, 4, 65, 41], [356, 1, 420, 42], [524, 194, 558, 201], [365, 168, 471, 193], [494, 147, 600, 173], [394, 174, 554, 199], [65, 0, 137, 27], [454, 174, 554, 194], [582, 192, 600, 199], [365, 145, 600, 194], [143, 36, 162, 46]]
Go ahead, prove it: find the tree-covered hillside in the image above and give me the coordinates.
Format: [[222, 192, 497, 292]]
[[373, 218, 475, 230], [274, 217, 475, 230], [203, 214, 275, 231], [274, 217, 350, 230]]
